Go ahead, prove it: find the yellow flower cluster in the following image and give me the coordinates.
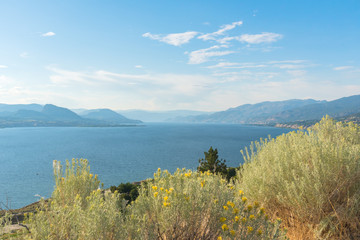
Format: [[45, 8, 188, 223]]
[[221, 224, 229, 231], [227, 201, 235, 208], [216, 190, 274, 239], [200, 180, 206, 188]]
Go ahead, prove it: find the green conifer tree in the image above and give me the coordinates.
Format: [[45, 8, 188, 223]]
[[197, 146, 227, 175]]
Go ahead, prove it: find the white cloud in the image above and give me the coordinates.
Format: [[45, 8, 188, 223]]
[[287, 70, 307, 77], [0, 75, 12, 84], [0, 65, 8, 69], [238, 32, 282, 44], [207, 62, 267, 69], [42, 32, 56, 37], [188, 45, 234, 64], [269, 60, 306, 64], [206, 62, 240, 68], [20, 52, 29, 58], [44, 67, 223, 110], [276, 64, 305, 69], [142, 31, 198, 46], [216, 36, 237, 44], [333, 66, 354, 71], [135, 65, 143, 69], [198, 21, 243, 41]]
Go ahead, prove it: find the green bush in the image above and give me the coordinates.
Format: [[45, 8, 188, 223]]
[[239, 116, 360, 239], [110, 182, 139, 204]]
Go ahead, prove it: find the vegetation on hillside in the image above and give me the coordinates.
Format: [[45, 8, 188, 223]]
[[198, 147, 238, 182], [1, 159, 286, 239], [240, 116, 360, 239], [1, 116, 359, 239]]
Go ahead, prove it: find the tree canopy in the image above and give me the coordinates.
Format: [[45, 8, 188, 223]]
[[197, 146, 227, 175]]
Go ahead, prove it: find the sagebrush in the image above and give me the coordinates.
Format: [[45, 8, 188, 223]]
[[239, 116, 360, 239]]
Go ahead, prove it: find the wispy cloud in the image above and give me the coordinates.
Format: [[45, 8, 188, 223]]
[[275, 64, 305, 69], [198, 21, 243, 41], [45, 67, 222, 110], [135, 65, 143, 69], [20, 52, 29, 58], [238, 32, 282, 44], [206, 62, 267, 69], [269, 60, 306, 64], [187, 45, 234, 64], [0, 65, 8, 69], [287, 70, 307, 77], [42, 32, 56, 37], [142, 31, 198, 46], [333, 66, 354, 71]]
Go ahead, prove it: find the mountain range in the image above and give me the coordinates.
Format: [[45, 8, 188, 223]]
[[168, 95, 360, 125], [116, 110, 211, 122], [0, 94, 359, 128], [0, 104, 141, 128]]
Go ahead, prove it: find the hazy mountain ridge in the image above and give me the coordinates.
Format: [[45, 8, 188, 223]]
[[1, 94, 359, 127], [80, 109, 142, 124], [170, 95, 360, 125], [0, 104, 141, 128], [267, 95, 360, 123], [173, 99, 324, 123], [0, 103, 43, 113], [117, 110, 212, 122]]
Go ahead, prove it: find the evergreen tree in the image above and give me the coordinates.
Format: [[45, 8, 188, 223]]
[[198, 146, 227, 175]]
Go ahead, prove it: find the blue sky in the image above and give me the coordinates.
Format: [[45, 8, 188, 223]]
[[0, 1, 359, 111]]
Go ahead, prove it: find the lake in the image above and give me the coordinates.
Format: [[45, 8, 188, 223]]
[[0, 123, 291, 209]]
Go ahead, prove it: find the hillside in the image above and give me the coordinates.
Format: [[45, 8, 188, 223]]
[[80, 109, 142, 124], [0, 103, 43, 113], [174, 99, 322, 124], [0, 104, 142, 128], [118, 109, 211, 122], [173, 95, 360, 125], [267, 95, 360, 123]]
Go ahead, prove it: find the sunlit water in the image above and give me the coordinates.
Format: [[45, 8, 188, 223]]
[[0, 123, 291, 209]]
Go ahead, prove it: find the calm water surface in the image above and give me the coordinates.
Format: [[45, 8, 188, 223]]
[[0, 123, 291, 208]]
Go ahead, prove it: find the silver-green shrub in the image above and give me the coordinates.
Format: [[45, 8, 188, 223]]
[[26, 159, 127, 240], [239, 116, 360, 239], [127, 168, 286, 239], [17, 160, 285, 239]]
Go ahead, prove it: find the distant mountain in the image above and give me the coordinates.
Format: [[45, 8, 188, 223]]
[[0, 103, 43, 113], [0, 104, 142, 128], [175, 99, 323, 124], [174, 95, 360, 124], [338, 112, 360, 124], [118, 110, 211, 122], [42, 104, 83, 121], [11, 110, 49, 121], [267, 95, 360, 123], [80, 109, 141, 124]]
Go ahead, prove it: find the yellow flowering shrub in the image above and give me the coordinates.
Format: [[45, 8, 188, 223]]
[[127, 168, 286, 239], [6, 160, 285, 239], [217, 188, 286, 240]]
